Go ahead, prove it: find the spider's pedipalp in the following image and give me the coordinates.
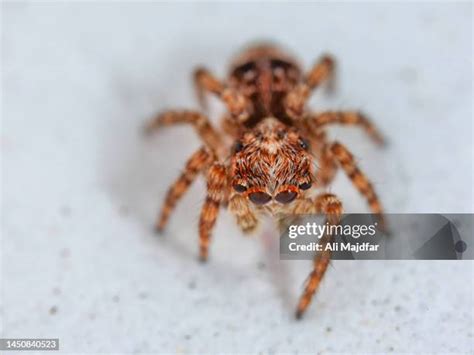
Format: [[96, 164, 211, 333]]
[[229, 194, 259, 234]]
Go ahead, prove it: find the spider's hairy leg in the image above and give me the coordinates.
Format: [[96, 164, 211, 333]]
[[156, 147, 213, 232], [220, 115, 243, 139], [194, 67, 252, 123], [199, 163, 228, 262], [305, 55, 336, 91], [229, 194, 259, 234], [297, 124, 336, 187], [194, 67, 225, 111], [309, 111, 386, 146], [293, 193, 343, 319], [145, 110, 222, 152], [285, 55, 335, 119], [311, 130, 338, 187], [316, 145, 338, 187], [330, 142, 386, 228]]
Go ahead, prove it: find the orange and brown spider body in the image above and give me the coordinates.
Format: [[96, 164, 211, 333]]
[[230, 118, 312, 214], [227, 44, 302, 125], [146, 43, 385, 319]]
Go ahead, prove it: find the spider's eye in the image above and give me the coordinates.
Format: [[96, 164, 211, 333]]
[[234, 141, 244, 153], [299, 182, 312, 190], [299, 138, 310, 150], [275, 190, 297, 204], [248, 191, 272, 205], [233, 184, 247, 193]]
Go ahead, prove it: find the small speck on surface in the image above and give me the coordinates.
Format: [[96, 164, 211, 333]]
[[188, 281, 196, 290], [326, 326, 332, 333], [49, 306, 58, 315], [60, 248, 70, 258], [59, 205, 71, 217], [119, 205, 129, 216], [112, 295, 120, 303], [138, 291, 148, 299], [398, 67, 418, 84]]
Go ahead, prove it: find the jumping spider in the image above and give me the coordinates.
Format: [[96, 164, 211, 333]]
[[145, 43, 386, 319]]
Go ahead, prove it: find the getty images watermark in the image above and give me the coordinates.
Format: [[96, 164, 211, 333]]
[[280, 214, 473, 260], [287, 219, 380, 253]]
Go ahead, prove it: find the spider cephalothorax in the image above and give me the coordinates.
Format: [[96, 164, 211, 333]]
[[230, 118, 313, 213], [145, 43, 386, 319]]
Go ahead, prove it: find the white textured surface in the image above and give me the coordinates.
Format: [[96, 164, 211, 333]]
[[2, 2, 473, 354]]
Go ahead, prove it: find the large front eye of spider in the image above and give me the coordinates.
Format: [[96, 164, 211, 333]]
[[275, 190, 298, 204], [248, 191, 272, 205]]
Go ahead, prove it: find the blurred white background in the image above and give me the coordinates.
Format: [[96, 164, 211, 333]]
[[2, 2, 473, 353]]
